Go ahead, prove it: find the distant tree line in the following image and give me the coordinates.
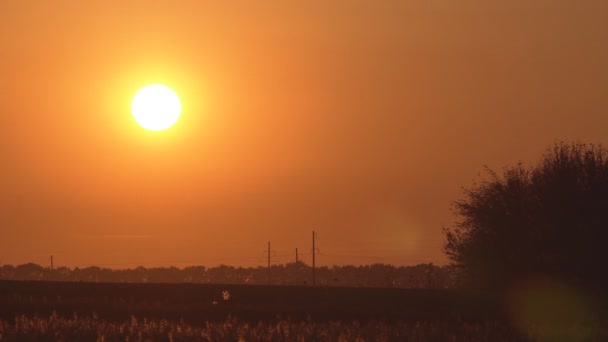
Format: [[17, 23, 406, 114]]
[[0, 262, 456, 289]]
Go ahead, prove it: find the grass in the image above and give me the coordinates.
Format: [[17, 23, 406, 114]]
[[1, 280, 606, 340], [1, 313, 534, 341]]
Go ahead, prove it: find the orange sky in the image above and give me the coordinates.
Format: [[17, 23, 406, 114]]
[[1, 1, 607, 268]]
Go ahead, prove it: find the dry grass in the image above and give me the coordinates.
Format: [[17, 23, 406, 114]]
[[2, 312, 605, 341]]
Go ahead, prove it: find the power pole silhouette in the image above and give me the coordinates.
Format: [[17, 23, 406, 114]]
[[295, 248, 298, 265], [265, 241, 271, 284], [312, 231, 318, 286], [50, 255, 53, 270]]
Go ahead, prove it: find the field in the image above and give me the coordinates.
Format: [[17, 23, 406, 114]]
[[0, 280, 606, 340], [0, 280, 501, 322]]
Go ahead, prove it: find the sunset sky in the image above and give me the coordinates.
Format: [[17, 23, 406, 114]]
[[1, 1, 607, 268]]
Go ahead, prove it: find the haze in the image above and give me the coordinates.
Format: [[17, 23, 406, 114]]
[[1, 1, 607, 268]]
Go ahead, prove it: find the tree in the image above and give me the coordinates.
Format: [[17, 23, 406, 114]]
[[444, 142, 608, 290]]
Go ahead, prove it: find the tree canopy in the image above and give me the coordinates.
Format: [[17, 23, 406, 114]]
[[444, 142, 608, 289]]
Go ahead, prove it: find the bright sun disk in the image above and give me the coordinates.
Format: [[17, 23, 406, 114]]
[[131, 84, 181, 131]]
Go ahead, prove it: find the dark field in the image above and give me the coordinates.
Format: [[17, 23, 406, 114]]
[[0, 280, 501, 323], [1, 280, 607, 340]]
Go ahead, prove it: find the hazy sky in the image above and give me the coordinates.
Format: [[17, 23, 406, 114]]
[[1, 1, 607, 268]]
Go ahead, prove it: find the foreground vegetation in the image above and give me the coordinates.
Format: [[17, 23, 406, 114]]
[[2, 280, 607, 340], [445, 142, 608, 290], [4, 312, 605, 341]]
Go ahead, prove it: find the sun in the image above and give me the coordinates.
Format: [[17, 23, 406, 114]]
[[131, 84, 182, 131]]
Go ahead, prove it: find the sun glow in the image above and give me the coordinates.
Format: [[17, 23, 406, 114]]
[[131, 84, 182, 131]]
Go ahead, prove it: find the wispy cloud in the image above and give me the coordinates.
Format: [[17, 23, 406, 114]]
[[80, 234, 156, 240]]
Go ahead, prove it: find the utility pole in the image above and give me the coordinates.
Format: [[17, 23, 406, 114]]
[[295, 247, 298, 265], [266, 241, 271, 284], [50, 255, 54, 271], [312, 231, 316, 286]]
